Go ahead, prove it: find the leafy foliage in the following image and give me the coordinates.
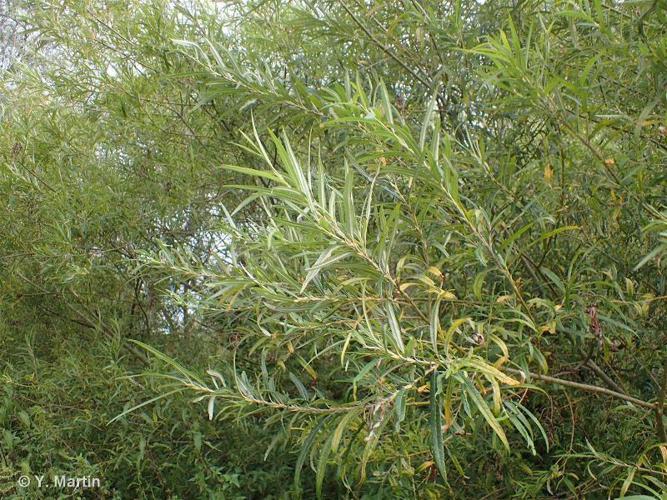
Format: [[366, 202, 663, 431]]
[[1, 0, 665, 498]]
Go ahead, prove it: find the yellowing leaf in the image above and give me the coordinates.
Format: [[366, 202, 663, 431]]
[[496, 295, 513, 304], [462, 358, 521, 386], [659, 445, 667, 464], [417, 276, 436, 288], [540, 321, 557, 334], [427, 266, 443, 279], [444, 317, 473, 356], [417, 460, 434, 473]]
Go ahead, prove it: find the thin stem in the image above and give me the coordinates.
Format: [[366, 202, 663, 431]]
[[504, 367, 659, 410], [339, 1, 432, 90], [585, 359, 627, 395], [656, 358, 667, 442]]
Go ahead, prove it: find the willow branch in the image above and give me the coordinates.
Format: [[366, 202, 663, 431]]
[[339, 1, 432, 90], [505, 368, 659, 410], [585, 359, 627, 395]]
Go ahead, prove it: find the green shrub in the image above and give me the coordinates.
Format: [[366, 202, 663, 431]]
[[1, 0, 665, 498]]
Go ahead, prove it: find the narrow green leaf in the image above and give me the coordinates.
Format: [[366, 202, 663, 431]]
[[430, 294, 442, 354], [316, 432, 334, 499], [222, 164, 286, 185], [395, 389, 406, 431], [294, 418, 327, 491], [430, 371, 447, 480], [461, 378, 509, 450], [385, 302, 405, 353], [343, 162, 356, 236], [379, 80, 394, 125], [420, 89, 439, 150], [332, 408, 362, 453], [301, 247, 351, 293], [620, 467, 636, 498]]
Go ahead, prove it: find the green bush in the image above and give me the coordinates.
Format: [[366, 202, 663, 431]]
[[1, 0, 665, 498]]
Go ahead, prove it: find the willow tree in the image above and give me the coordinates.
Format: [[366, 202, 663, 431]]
[[2, 0, 666, 498]]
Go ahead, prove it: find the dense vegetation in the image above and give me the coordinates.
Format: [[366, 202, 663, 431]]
[[1, 0, 666, 498]]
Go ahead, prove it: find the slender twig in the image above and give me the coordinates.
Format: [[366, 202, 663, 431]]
[[656, 358, 667, 442], [505, 367, 660, 410], [585, 359, 626, 395], [339, 1, 432, 90]]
